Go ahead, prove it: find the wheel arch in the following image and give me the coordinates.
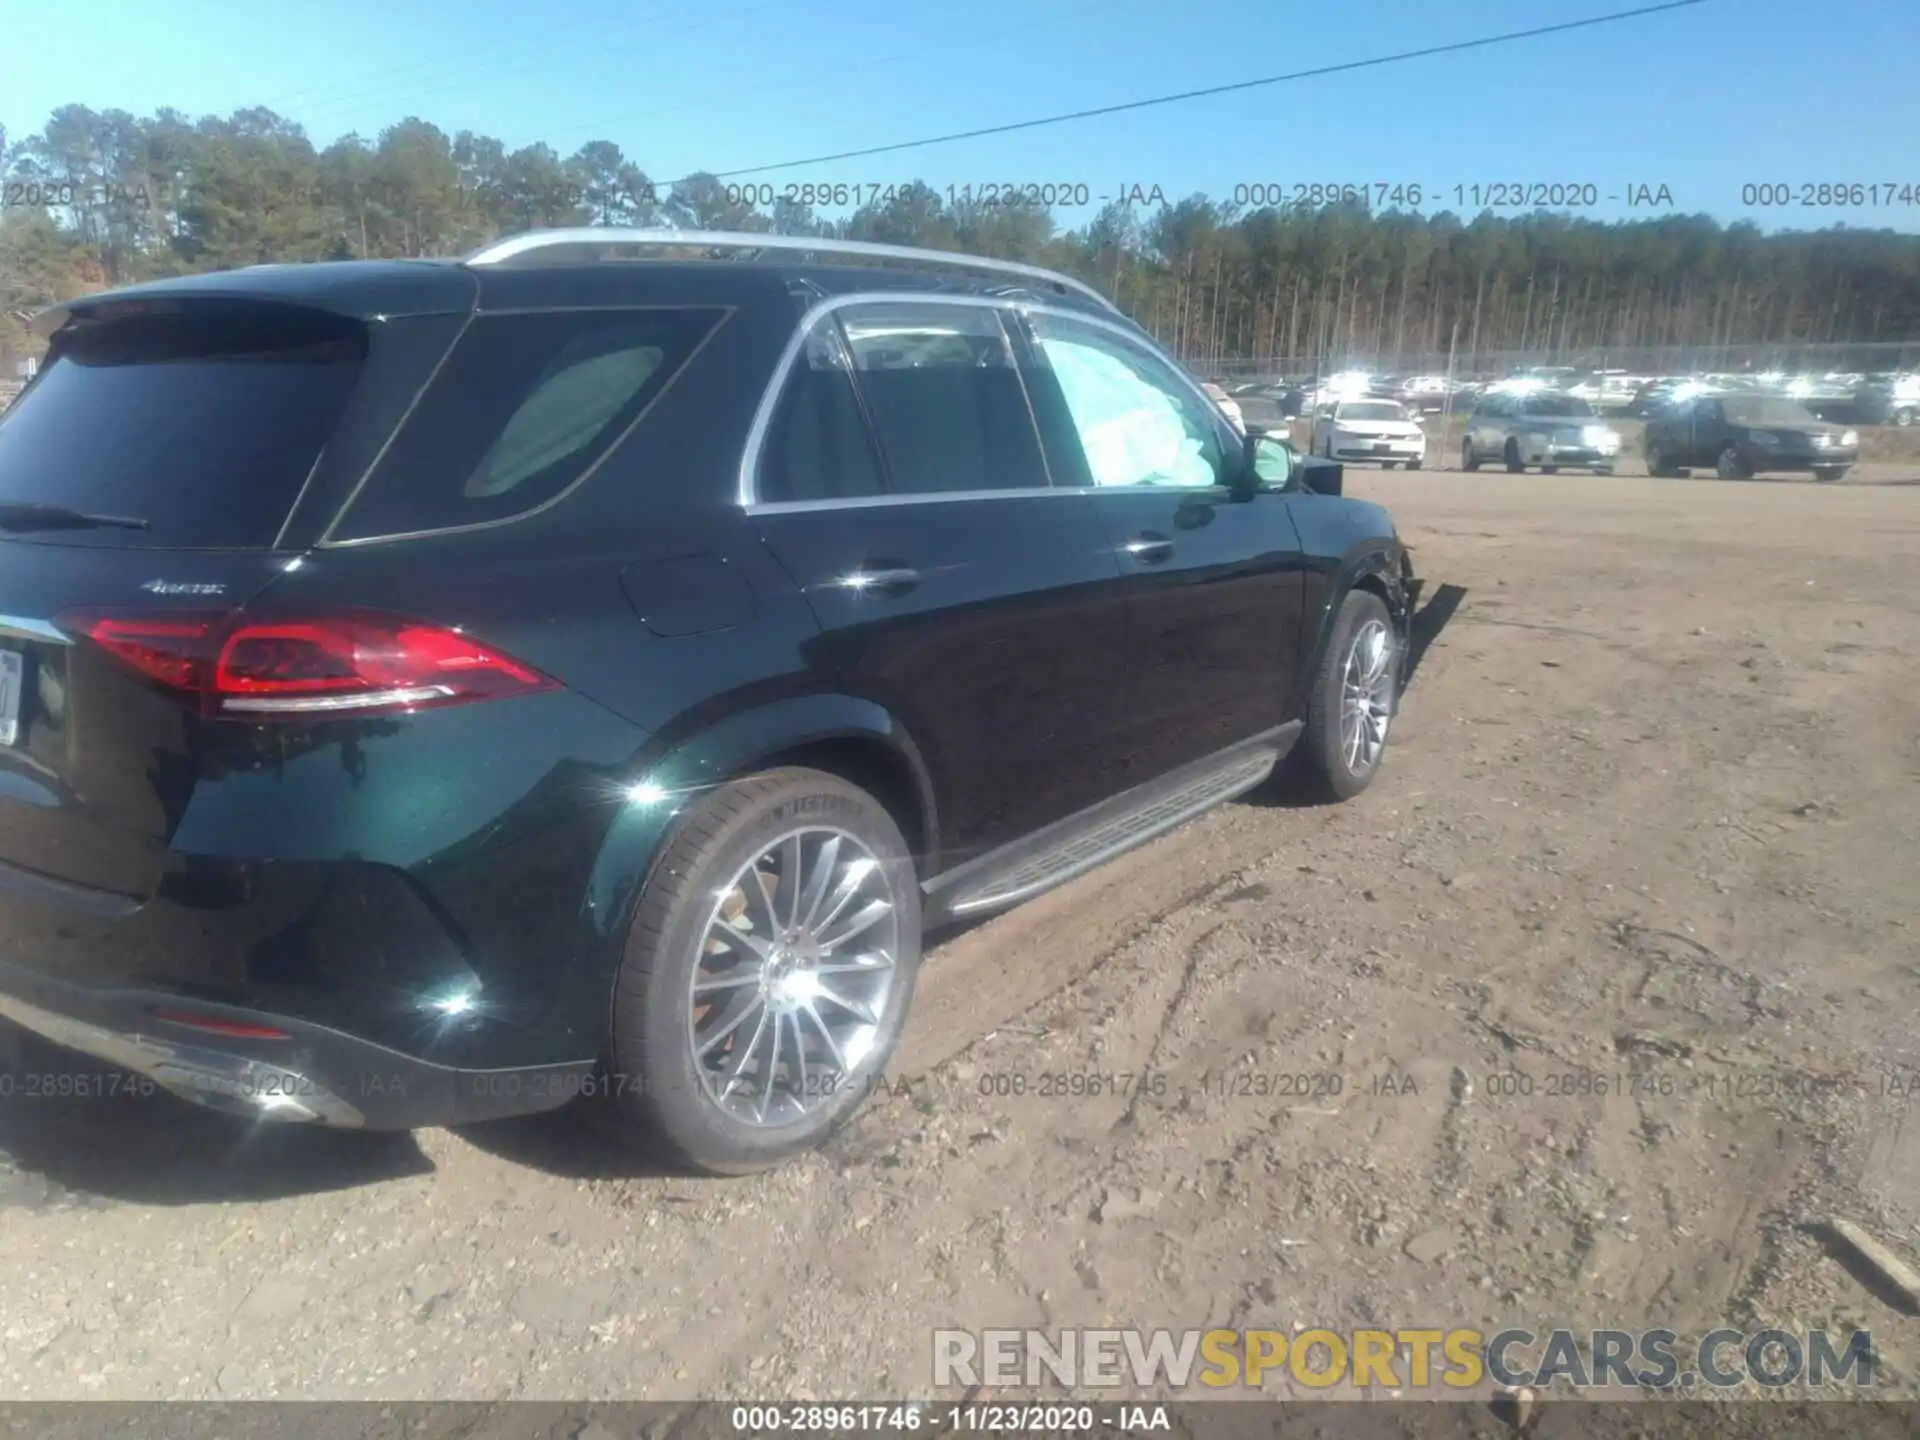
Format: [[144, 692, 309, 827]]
[[564, 692, 941, 1039], [1296, 538, 1415, 717], [587, 691, 938, 932]]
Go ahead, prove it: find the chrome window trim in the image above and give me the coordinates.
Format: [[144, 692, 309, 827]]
[[737, 291, 1222, 513]]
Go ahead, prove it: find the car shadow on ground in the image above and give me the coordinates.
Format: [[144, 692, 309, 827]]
[[0, 1020, 435, 1207], [1240, 580, 1465, 811], [1405, 581, 1468, 684], [452, 1108, 703, 1180]]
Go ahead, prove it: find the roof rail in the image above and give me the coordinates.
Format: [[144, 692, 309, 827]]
[[462, 228, 1122, 314]]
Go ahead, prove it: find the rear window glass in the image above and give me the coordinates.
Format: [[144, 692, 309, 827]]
[[0, 304, 365, 548], [332, 307, 724, 541]]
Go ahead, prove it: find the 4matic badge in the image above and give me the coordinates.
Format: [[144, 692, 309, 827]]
[[140, 580, 227, 596]]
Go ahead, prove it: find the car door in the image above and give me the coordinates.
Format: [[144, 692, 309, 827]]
[[746, 298, 1131, 865], [1689, 397, 1726, 465], [1462, 399, 1489, 460], [1654, 397, 1691, 461], [1008, 307, 1308, 784]]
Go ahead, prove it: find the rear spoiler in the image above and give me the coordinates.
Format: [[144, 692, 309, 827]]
[[32, 264, 477, 340]]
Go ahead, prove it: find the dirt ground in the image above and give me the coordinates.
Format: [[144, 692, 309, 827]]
[[2, 469, 1918, 1408]]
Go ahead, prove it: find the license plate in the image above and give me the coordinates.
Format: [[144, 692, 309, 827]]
[[0, 649, 21, 747], [1371, 443, 1392, 454]]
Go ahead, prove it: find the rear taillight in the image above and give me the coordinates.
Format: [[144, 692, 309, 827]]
[[151, 1010, 292, 1040], [58, 608, 555, 718]]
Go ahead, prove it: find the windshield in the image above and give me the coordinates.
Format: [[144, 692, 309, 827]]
[[1522, 393, 1598, 417], [1337, 401, 1405, 421], [1723, 396, 1822, 426], [0, 304, 365, 547]]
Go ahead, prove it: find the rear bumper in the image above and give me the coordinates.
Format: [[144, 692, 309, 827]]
[[0, 960, 594, 1130]]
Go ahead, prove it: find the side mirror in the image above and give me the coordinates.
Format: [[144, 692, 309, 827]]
[[1231, 430, 1295, 499], [1300, 456, 1344, 496]]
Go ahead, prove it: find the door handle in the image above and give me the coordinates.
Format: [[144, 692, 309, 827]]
[[829, 565, 921, 596], [1124, 533, 1174, 565]]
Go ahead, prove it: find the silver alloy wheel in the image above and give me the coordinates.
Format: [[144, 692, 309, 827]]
[[687, 826, 900, 1127], [1340, 619, 1395, 775]]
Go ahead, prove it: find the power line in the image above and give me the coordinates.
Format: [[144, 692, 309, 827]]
[[681, 0, 1709, 186]]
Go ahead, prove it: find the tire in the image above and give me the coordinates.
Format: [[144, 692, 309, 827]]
[[1895, 407, 1915, 428], [1813, 465, 1849, 483], [1381, 461, 1398, 470], [1461, 438, 1480, 472], [1645, 440, 1671, 477], [591, 767, 923, 1174], [1297, 590, 1398, 802], [1541, 465, 1559, 475], [1716, 444, 1751, 480], [1405, 456, 1423, 471], [1503, 439, 1525, 473]]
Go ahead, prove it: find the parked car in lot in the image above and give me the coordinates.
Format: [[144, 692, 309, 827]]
[[1642, 391, 1856, 481], [1311, 398, 1426, 469], [0, 230, 1421, 1174], [1885, 373, 1920, 427], [1566, 370, 1644, 412], [1845, 372, 1920, 427], [1391, 375, 1458, 414], [1461, 390, 1623, 474]]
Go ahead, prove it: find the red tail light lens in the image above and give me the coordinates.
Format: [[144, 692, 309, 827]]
[[59, 608, 555, 718], [151, 1010, 291, 1040]]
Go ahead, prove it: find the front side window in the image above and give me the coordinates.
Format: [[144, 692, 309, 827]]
[[837, 302, 1049, 495], [1026, 314, 1223, 489], [334, 307, 723, 540]]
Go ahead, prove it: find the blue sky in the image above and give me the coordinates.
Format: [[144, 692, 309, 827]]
[[3, 0, 1917, 232]]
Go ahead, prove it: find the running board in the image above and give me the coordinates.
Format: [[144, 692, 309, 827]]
[[924, 728, 1295, 923]]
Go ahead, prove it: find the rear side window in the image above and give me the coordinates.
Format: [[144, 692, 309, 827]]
[[0, 303, 365, 548], [838, 303, 1049, 495], [332, 308, 723, 541]]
